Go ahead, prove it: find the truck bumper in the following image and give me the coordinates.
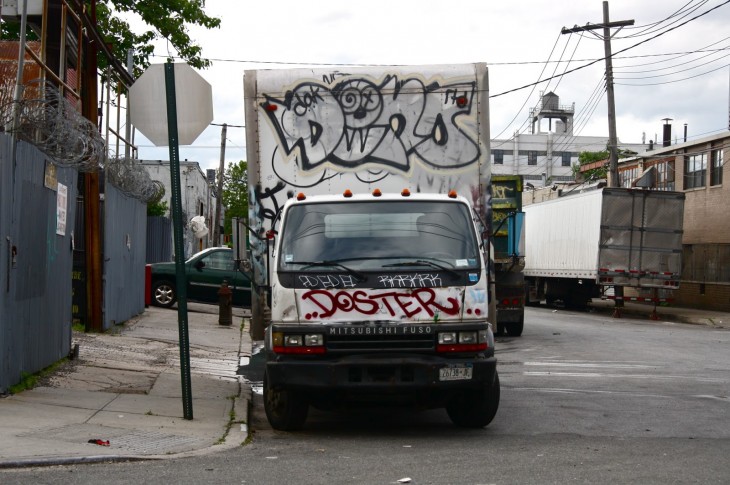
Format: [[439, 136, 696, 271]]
[[266, 354, 497, 407]]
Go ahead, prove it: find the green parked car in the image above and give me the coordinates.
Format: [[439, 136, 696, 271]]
[[149, 247, 252, 308]]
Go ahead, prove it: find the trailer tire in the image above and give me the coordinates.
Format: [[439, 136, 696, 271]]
[[264, 371, 308, 431], [505, 316, 524, 337], [446, 373, 500, 428]]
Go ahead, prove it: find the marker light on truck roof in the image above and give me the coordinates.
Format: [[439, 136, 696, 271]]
[[448, 190, 458, 198], [296, 192, 306, 201], [343, 189, 353, 198], [401, 188, 411, 196], [372, 188, 382, 197]]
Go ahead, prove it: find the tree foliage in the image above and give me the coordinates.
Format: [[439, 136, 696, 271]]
[[1, 1, 221, 79], [572, 148, 639, 182], [221, 160, 248, 238], [147, 199, 168, 217], [96, 0, 221, 78], [573, 150, 609, 181]]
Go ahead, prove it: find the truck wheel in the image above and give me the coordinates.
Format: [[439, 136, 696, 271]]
[[506, 316, 524, 337], [264, 372, 308, 431], [446, 373, 500, 428], [153, 280, 176, 308]]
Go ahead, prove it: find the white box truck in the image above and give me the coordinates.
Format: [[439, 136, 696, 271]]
[[241, 63, 499, 430], [524, 187, 685, 308]]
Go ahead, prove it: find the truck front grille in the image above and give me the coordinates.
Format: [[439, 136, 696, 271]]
[[327, 333, 434, 352]]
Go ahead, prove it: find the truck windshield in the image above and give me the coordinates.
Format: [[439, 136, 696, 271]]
[[278, 200, 480, 272]]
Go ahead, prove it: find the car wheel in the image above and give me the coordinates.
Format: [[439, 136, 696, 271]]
[[264, 371, 308, 431], [153, 280, 176, 308], [446, 373, 500, 428]]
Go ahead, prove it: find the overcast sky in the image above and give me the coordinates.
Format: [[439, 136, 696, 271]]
[[130, 0, 730, 173]]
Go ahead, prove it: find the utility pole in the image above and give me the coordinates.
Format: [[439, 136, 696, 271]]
[[213, 123, 227, 246], [563, 1, 633, 316], [562, 1, 633, 187], [83, 0, 103, 331]]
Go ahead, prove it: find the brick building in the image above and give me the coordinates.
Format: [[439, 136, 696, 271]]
[[617, 131, 730, 311]]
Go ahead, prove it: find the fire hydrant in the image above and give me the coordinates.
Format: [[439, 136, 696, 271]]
[[218, 280, 232, 326]]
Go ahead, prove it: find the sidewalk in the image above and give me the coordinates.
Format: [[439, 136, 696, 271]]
[[588, 298, 728, 328], [0, 304, 252, 468]]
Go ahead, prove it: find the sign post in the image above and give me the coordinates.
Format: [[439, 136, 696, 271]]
[[130, 62, 213, 420]]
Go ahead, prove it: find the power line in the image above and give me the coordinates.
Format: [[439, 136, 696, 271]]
[[491, 0, 730, 98]]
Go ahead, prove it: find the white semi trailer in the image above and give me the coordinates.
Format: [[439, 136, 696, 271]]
[[524, 187, 685, 308]]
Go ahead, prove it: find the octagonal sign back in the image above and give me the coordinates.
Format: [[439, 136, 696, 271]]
[[129, 63, 214, 146]]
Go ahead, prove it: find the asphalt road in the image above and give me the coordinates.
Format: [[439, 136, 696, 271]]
[[4, 306, 730, 484]]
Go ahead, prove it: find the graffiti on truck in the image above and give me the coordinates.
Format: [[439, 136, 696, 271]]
[[300, 288, 461, 319], [261, 73, 480, 175]]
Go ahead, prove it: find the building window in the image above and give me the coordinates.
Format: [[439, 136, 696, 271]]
[[656, 161, 675, 191], [561, 152, 572, 167], [619, 167, 638, 187], [711, 146, 723, 186], [493, 149, 504, 165], [684, 152, 706, 189], [527, 151, 537, 165]]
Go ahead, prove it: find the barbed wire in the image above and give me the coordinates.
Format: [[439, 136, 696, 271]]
[[0, 78, 104, 172], [106, 156, 163, 202], [0, 78, 161, 201]]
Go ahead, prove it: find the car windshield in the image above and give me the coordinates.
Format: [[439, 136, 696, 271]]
[[278, 200, 480, 272]]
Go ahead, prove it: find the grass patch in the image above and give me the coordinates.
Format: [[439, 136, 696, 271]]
[[8, 358, 67, 394], [72, 322, 85, 333]]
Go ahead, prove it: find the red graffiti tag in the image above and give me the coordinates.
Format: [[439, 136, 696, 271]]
[[302, 288, 460, 319]]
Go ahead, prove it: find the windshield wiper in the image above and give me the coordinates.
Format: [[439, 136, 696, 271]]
[[382, 260, 460, 280], [286, 260, 367, 282]]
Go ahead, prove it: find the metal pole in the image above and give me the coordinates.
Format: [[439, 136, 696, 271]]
[[165, 62, 194, 420], [124, 49, 134, 161], [603, 1, 620, 189], [214, 123, 227, 246], [11, 0, 29, 137]]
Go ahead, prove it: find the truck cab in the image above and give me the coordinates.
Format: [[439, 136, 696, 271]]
[[262, 190, 499, 430]]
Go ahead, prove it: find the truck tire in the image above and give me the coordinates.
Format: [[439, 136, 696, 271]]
[[264, 371, 308, 431], [446, 373, 500, 428], [505, 316, 524, 337], [152, 280, 176, 308]]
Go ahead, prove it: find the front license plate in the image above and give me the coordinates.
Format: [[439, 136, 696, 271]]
[[439, 364, 473, 381]]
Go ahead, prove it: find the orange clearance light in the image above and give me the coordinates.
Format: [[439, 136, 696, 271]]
[[296, 192, 306, 201], [401, 188, 411, 196], [372, 188, 382, 197], [343, 189, 353, 198], [448, 190, 458, 198]]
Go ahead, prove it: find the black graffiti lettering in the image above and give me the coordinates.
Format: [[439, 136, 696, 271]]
[[262, 73, 480, 175]]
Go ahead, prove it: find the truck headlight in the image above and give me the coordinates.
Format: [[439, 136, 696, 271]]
[[273, 332, 325, 355], [437, 330, 488, 353]]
